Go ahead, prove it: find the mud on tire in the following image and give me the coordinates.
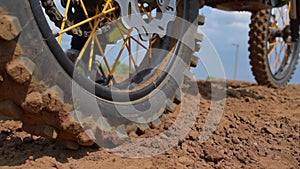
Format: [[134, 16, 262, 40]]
[[0, 0, 203, 149]]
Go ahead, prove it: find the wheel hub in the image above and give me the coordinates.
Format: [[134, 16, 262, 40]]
[[270, 25, 291, 42]]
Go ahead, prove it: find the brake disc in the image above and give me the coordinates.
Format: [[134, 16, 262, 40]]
[[115, 0, 177, 40]]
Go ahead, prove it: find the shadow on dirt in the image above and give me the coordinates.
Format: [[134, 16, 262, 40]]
[[0, 128, 99, 166]]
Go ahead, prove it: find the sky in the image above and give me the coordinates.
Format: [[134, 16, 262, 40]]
[[192, 7, 300, 84]]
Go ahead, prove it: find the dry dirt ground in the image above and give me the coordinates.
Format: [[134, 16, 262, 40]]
[[0, 80, 299, 169]]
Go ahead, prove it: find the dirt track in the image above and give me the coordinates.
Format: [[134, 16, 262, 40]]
[[0, 80, 299, 169]]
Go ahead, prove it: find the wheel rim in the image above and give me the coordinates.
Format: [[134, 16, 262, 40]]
[[33, 0, 184, 101], [266, 3, 296, 79]]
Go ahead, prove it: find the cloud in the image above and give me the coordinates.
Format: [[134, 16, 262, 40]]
[[195, 7, 253, 81]]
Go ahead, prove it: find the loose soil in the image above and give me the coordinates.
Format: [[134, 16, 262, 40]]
[[0, 80, 299, 169]]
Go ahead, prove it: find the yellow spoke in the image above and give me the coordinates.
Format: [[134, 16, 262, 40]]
[[77, 17, 102, 61], [105, 16, 148, 50], [58, 0, 71, 44], [123, 31, 139, 69], [88, 35, 95, 71], [130, 36, 148, 50], [109, 21, 139, 70], [127, 39, 138, 69], [269, 26, 278, 30], [277, 9, 283, 24], [57, 7, 117, 36], [109, 3, 118, 19], [286, 3, 291, 25], [149, 38, 153, 58], [129, 39, 132, 73], [135, 38, 140, 63], [126, 40, 139, 70], [94, 36, 111, 72], [102, 0, 113, 12], [110, 37, 130, 75], [148, 35, 158, 59], [268, 45, 276, 59], [116, 28, 139, 73], [280, 46, 289, 70], [79, 0, 93, 29], [269, 41, 283, 46], [270, 44, 285, 69]]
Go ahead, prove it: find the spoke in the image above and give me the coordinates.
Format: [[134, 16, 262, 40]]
[[269, 41, 283, 47], [270, 43, 285, 70], [79, 0, 94, 29], [105, 16, 148, 50], [268, 40, 284, 59], [103, 0, 113, 12], [77, 17, 102, 61], [125, 34, 139, 70], [126, 42, 139, 71], [110, 37, 130, 76], [88, 35, 95, 71], [136, 38, 140, 64], [94, 36, 111, 72], [108, 2, 118, 20], [129, 39, 132, 74], [57, 7, 117, 36], [111, 21, 139, 70], [268, 45, 275, 59], [58, 0, 71, 44], [97, 63, 107, 79], [280, 45, 289, 70], [277, 9, 283, 25], [149, 38, 153, 58], [269, 26, 278, 30], [149, 35, 158, 59], [286, 3, 291, 26], [130, 36, 148, 50]]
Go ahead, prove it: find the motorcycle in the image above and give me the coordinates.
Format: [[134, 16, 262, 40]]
[[0, 0, 298, 148]]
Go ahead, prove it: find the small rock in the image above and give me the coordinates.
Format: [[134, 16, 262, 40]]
[[234, 151, 247, 164], [28, 156, 34, 161], [56, 163, 70, 169], [247, 151, 256, 160], [181, 142, 188, 152], [189, 130, 199, 140], [204, 146, 225, 163], [294, 134, 300, 140], [270, 96, 277, 102], [238, 132, 249, 141], [229, 124, 236, 129], [31, 135, 41, 140], [232, 136, 240, 144], [178, 156, 194, 166], [287, 137, 293, 142], [126, 124, 138, 133], [187, 147, 195, 153], [263, 126, 279, 136], [22, 92, 43, 113]]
